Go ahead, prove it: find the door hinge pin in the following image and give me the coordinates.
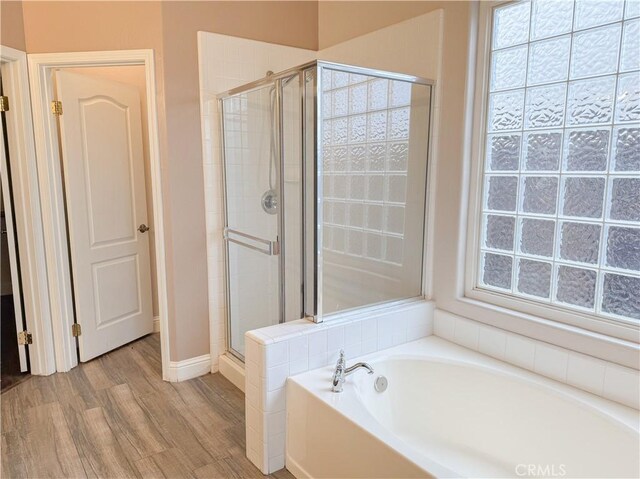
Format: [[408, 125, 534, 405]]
[[0, 96, 9, 112], [72, 323, 82, 337], [51, 100, 63, 116], [18, 331, 33, 345]]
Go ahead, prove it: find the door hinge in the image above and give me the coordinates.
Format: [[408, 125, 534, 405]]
[[0, 96, 9, 112], [72, 323, 82, 337], [18, 331, 33, 345], [51, 100, 63, 116]]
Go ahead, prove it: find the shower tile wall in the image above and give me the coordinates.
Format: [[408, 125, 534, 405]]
[[197, 32, 315, 366]]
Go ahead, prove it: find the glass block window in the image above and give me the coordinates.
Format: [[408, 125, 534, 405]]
[[479, 0, 640, 322]]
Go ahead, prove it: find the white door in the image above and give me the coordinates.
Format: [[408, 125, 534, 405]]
[[55, 70, 153, 362], [0, 119, 28, 371]]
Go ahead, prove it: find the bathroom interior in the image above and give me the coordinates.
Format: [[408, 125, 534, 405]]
[[1, 1, 639, 478]]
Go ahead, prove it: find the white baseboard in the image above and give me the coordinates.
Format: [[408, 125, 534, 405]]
[[153, 316, 160, 333], [167, 354, 211, 382], [219, 353, 245, 392], [285, 455, 306, 479]]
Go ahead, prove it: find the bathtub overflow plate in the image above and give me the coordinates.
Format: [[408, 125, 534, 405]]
[[374, 375, 388, 393]]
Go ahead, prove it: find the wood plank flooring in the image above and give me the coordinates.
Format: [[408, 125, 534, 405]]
[[1, 334, 293, 479]]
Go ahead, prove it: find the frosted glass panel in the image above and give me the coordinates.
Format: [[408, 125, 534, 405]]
[[606, 226, 640, 271], [570, 24, 621, 79], [615, 72, 640, 123], [482, 253, 513, 289], [562, 177, 605, 218], [488, 134, 521, 171], [561, 177, 605, 218], [612, 127, 640, 171], [621, 19, 640, 71], [566, 76, 615, 126], [522, 176, 558, 214], [480, 1, 640, 322], [484, 214, 516, 251], [519, 218, 555, 257], [524, 131, 562, 171], [487, 176, 518, 212], [525, 84, 566, 128], [574, 0, 624, 30], [531, 0, 573, 39], [517, 259, 552, 298], [528, 36, 571, 86], [493, 2, 531, 49], [564, 128, 609, 171], [491, 45, 528, 91], [320, 67, 430, 315], [609, 177, 640, 221], [556, 266, 597, 309], [559, 222, 601, 264], [626, 0, 640, 18], [602, 273, 640, 319], [489, 90, 525, 131]]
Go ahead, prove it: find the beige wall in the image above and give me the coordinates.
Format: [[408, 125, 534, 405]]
[[21, 1, 164, 53], [318, 1, 442, 49], [6, 0, 471, 363], [159, 1, 317, 360], [16, 1, 318, 361], [0, 0, 26, 51]]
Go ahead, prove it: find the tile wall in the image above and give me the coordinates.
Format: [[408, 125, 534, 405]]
[[244, 300, 435, 473], [434, 309, 640, 410]]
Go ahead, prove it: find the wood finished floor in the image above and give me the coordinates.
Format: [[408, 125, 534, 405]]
[[1, 334, 293, 479]]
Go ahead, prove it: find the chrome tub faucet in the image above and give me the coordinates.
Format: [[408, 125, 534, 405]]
[[332, 350, 374, 392]]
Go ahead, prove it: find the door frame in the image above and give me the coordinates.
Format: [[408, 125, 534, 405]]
[[28, 50, 171, 380], [0, 45, 53, 375]]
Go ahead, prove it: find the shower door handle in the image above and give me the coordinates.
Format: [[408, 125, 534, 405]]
[[224, 228, 279, 256]]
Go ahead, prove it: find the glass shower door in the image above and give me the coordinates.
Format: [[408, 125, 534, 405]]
[[222, 84, 282, 358]]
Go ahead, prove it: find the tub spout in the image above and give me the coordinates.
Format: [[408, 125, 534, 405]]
[[345, 362, 375, 376], [332, 350, 374, 393]]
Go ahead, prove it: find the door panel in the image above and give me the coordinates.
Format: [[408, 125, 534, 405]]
[[93, 255, 141, 328], [222, 84, 281, 357], [56, 70, 153, 361], [82, 98, 136, 245]]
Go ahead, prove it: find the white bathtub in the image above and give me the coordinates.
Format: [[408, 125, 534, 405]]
[[286, 337, 639, 478]]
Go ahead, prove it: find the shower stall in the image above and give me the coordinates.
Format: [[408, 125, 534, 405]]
[[218, 61, 433, 359]]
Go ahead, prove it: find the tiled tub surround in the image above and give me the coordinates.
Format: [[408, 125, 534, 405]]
[[434, 310, 640, 410], [244, 300, 435, 473]]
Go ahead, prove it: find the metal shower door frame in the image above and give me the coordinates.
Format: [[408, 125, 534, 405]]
[[309, 61, 435, 324], [218, 60, 437, 359], [219, 78, 289, 361]]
